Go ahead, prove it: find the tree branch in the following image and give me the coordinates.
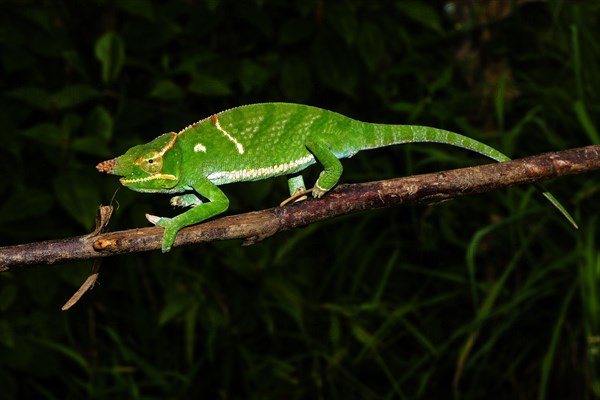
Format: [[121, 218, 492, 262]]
[[2, 144, 599, 271]]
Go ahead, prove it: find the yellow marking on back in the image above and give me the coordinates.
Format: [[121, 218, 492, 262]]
[[210, 114, 245, 154], [158, 132, 179, 157]]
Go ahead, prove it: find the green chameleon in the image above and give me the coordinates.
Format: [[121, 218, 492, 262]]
[[97, 103, 576, 252]]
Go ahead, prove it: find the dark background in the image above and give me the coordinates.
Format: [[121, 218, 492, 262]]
[[1, 0, 599, 398]]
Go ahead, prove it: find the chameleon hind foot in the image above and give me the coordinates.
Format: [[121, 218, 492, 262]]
[[170, 194, 203, 208], [280, 188, 314, 206], [311, 182, 328, 198]]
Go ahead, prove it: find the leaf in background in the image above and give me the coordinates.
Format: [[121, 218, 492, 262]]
[[573, 100, 600, 144], [86, 105, 114, 141], [351, 323, 375, 348], [117, 0, 155, 19], [396, 1, 443, 34], [263, 276, 304, 328], [150, 80, 184, 100], [32, 337, 90, 372], [21, 123, 65, 147], [329, 313, 341, 345], [0, 285, 17, 312], [61, 113, 82, 137], [71, 136, 112, 158], [280, 59, 311, 101], [189, 75, 231, 97], [388, 101, 417, 114], [61, 50, 89, 79], [159, 292, 193, 325], [311, 40, 357, 97], [0, 320, 15, 348], [428, 65, 453, 95], [172, 52, 218, 75], [8, 87, 52, 110], [53, 85, 98, 109], [205, 0, 221, 13], [234, 3, 273, 38], [357, 22, 385, 71], [326, 2, 358, 44], [184, 304, 198, 365], [53, 173, 101, 230], [0, 189, 54, 224], [239, 60, 269, 93], [95, 32, 126, 83], [279, 18, 314, 45]]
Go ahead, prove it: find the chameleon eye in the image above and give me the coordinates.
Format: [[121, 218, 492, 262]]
[[139, 153, 163, 174]]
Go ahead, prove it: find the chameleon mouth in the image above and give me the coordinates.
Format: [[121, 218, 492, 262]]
[[120, 173, 177, 184]]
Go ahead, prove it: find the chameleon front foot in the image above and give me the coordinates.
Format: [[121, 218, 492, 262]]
[[170, 194, 203, 208], [146, 214, 177, 253]]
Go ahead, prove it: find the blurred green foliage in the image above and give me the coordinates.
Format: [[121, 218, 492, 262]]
[[0, 0, 599, 398]]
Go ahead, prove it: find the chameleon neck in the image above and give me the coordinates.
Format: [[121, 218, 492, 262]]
[[357, 122, 510, 163]]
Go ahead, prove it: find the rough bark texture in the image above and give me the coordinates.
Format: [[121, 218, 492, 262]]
[[1, 144, 599, 271]]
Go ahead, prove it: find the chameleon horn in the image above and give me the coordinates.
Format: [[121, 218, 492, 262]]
[[96, 158, 117, 174]]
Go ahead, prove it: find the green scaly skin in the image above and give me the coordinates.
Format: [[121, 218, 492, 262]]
[[96, 103, 577, 252]]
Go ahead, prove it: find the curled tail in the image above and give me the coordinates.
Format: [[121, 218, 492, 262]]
[[356, 122, 577, 228]]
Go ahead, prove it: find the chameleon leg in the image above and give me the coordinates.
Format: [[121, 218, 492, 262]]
[[305, 136, 342, 197], [147, 178, 229, 252], [280, 176, 311, 206], [286, 175, 309, 204], [287, 175, 306, 196]]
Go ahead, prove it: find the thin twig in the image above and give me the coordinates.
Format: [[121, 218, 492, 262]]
[[1, 144, 599, 271], [61, 259, 102, 310], [61, 206, 113, 310]]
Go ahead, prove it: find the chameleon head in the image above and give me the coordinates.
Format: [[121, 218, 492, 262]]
[[96, 132, 181, 192]]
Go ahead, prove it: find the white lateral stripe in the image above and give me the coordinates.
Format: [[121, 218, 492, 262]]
[[214, 118, 245, 154], [207, 154, 314, 183], [194, 143, 207, 153]]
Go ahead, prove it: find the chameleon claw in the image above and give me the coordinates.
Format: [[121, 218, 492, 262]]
[[146, 214, 171, 228], [146, 213, 161, 225]]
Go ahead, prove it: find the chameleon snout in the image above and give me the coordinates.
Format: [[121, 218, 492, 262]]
[[96, 159, 117, 174]]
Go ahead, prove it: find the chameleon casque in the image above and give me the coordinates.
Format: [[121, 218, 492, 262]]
[[96, 103, 576, 252]]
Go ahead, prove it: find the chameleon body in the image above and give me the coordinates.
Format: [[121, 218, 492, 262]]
[[96, 103, 576, 252]]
